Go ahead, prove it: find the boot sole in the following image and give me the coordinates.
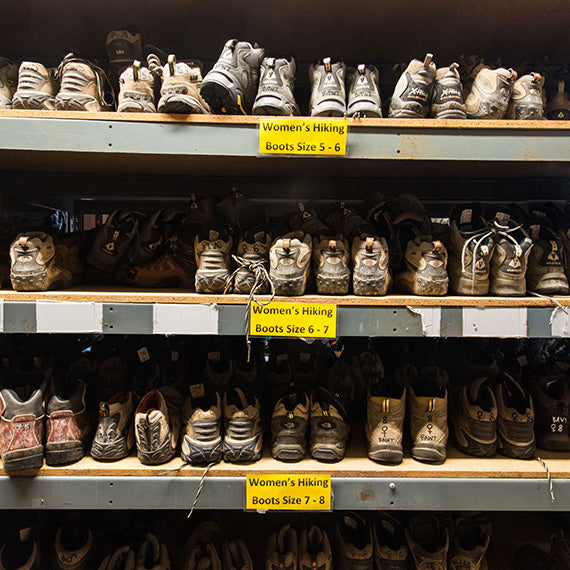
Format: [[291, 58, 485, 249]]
[[181, 437, 222, 465], [253, 95, 298, 116], [367, 445, 403, 464], [398, 275, 448, 296], [455, 430, 498, 457], [490, 276, 526, 296], [90, 438, 131, 461], [157, 95, 209, 114], [272, 442, 305, 462], [195, 270, 230, 293], [311, 100, 346, 117], [528, 273, 570, 295], [3, 447, 44, 473], [514, 105, 544, 120], [310, 442, 346, 463], [55, 93, 102, 112], [316, 274, 350, 295], [411, 443, 446, 463], [498, 438, 535, 460], [118, 99, 157, 113], [223, 437, 261, 463], [347, 102, 382, 118], [12, 91, 56, 110], [137, 440, 177, 465], [353, 275, 389, 296], [272, 275, 307, 296], [433, 110, 468, 119], [454, 275, 490, 295], [46, 441, 86, 466], [201, 74, 245, 114]]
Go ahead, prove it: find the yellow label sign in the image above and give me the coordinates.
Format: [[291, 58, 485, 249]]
[[259, 118, 347, 155], [246, 474, 331, 510], [249, 301, 337, 338]]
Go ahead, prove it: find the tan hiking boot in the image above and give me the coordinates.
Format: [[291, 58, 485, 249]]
[[117, 61, 156, 112], [0, 57, 18, 109], [506, 72, 545, 120], [463, 64, 516, 119], [408, 368, 449, 463], [194, 229, 233, 293], [12, 61, 58, 110], [365, 385, 406, 464], [352, 235, 391, 295], [55, 54, 113, 111], [10, 232, 73, 291], [313, 235, 351, 295], [158, 55, 210, 114], [546, 80, 570, 120]]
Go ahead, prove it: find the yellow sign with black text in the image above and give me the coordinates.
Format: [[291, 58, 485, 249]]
[[249, 301, 337, 338], [246, 474, 332, 511], [259, 118, 347, 155]]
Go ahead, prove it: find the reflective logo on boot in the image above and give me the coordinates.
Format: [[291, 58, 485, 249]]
[[509, 257, 521, 269]]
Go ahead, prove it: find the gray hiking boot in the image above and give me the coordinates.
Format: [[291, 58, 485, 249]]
[[13, 61, 58, 110], [373, 513, 408, 570], [91, 391, 136, 461], [408, 367, 449, 463], [366, 384, 406, 464], [0, 56, 18, 109], [201, 39, 265, 114], [55, 53, 113, 111], [313, 236, 351, 295], [194, 229, 233, 293], [271, 390, 309, 462], [389, 53, 436, 118], [309, 387, 349, 462], [429, 62, 467, 119], [299, 526, 332, 570], [252, 57, 300, 116], [447, 205, 495, 295], [158, 55, 210, 114], [405, 515, 449, 570], [495, 371, 535, 459], [347, 64, 382, 118], [450, 377, 498, 457], [448, 516, 490, 570], [223, 386, 263, 462], [485, 207, 533, 296], [265, 525, 298, 570], [334, 512, 373, 570], [506, 72, 545, 120], [352, 235, 391, 295], [117, 61, 156, 112], [135, 386, 183, 465], [269, 231, 312, 296], [463, 64, 516, 119], [181, 383, 222, 465], [309, 57, 346, 117]]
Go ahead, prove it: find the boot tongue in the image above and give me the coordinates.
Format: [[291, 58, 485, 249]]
[[209, 230, 220, 241], [468, 377, 489, 405]]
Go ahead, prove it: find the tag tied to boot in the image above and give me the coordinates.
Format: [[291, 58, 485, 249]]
[[259, 118, 347, 156], [249, 301, 337, 338], [246, 474, 332, 511]]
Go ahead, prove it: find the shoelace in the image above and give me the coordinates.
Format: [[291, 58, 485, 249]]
[[146, 53, 163, 78], [224, 254, 275, 361]]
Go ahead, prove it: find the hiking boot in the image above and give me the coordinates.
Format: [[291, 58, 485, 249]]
[[299, 526, 332, 570], [313, 236, 351, 294], [181, 383, 222, 464], [157, 54, 210, 114], [252, 56, 300, 115], [127, 232, 197, 288], [0, 385, 44, 472], [55, 53, 113, 111], [463, 64, 516, 119], [309, 387, 349, 462], [194, 229, 233, 293], [372, 513, 408, 570], [448, 516, 490, 570], [135, 386, 183, 465], [269, 232, 312, 296], [91, 391, 136, 461], [506, 72, 545, 120], [405, 514, 449, 570], [105, 29, 142, 90], [265, 525, 298, 570], [98, 545, 135, 570], [201, 39, 265, 114], [352, 235, 391, 295], [136, 534, 170, 570], [408, 367, 449, 463], [0, 56, 18, 109], [10, 232, 73, 292], [546, 80, 570, 120], [525, 214, 569, 295], [223, 540, 252, 570], [12, 61, 58, 110], [117, 60, 156, 112], [53, 525, 95, 570], [309, 57, 346, 117], [495, 371, 535, 459], [429, 62, 467, 119], [524, 364, 570, 451], [365, 384, 406, 464], [0, 527, 40, 569], [347, 64, 382, 118], [447, 206, 495, 295], [333, 512, 373, 570], [450, 377, 498, 457], [223, 386, 263, 462], [271, 389, 309, 461], [486, 207, 533, 296], [46, 380, 91, 466], [389, 53, 436, 118], [232, 229, 271, 294]]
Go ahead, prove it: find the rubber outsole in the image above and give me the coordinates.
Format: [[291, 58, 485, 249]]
[[201, 77, 244, 115], [272, 443, 306, 462], [490, 275, 526, 296], [90, 438, 131, 461], [46, 442, 86, 466], [182, 437, 222, 465], [310, 443, 345, 463], [497, 438, 535, 460], [3, 447, 44, 473], [157, 95, 209, 114], [223, 438, 261, 463], [367, 446, 403, 465], [195, 270, 230, 293], [271, 275, 307, 296], [316, 274, 350, 295], [411, 443, 447, 463], [12, 92, 56, 110]]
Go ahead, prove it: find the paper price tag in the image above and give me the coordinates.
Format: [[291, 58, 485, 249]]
[[249, 302, 337, 338], [259, 118, 347, 156], [246, 474, 331, 511]]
